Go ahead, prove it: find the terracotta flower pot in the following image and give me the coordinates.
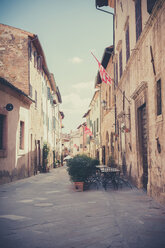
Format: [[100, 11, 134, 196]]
[[74, 182, 84, 192]]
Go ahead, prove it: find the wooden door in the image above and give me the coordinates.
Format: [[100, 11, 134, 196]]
[[138, 104, 148, 190]]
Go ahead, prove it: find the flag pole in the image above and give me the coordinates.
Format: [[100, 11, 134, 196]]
[[91, 51, 131, 104]]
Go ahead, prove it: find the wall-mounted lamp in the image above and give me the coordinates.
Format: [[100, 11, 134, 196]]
[[101, 100, 114, 111], [101, 100, 107, 109]]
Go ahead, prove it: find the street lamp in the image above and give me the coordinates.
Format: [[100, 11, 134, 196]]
[[101, 100, 107, 110]]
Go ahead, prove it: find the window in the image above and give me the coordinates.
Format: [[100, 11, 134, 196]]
[[128, 107, 131, 130], [125, 24, 130, 62], [157, 79, 162, 116], [117, 120, 119, 135], [115, 60, 118, 86], [50, 94, 53, 105], [0, 115, 4, 149], [47, 87, 50, 100], [37, 55, 42, 70], [135, 0, 142, 41], [147, 0, 157, 14], [97, 118, 99, 133], [106, 91, 108, 108], [109, 86, 111, 107], [34, 51, 37, 67], [0, 114, 7, 157], [119, 49, 123, 78], [35, 90, 37, 108], [53, 117, 56, 129], [123, 91, 125, 111], [28, 40, 32, 60], [94, 121, 96, 137], [20, 121, 24, 150]]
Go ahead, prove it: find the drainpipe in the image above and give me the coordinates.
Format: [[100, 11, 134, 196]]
[[95, 3, 115, 51], [95, 2, 117, 165]]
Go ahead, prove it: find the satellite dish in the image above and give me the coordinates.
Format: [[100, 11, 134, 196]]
[[6, 103, 14, 111]]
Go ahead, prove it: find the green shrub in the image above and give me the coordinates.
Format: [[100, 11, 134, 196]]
[[42, 143, 50, 172], [67, 154, 99, 182]]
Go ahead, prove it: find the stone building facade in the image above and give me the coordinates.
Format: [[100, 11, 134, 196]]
[[0, 78, 33, 183], [96, 0, 165, 204], [69, 130, 80, 157], [86, 90, 100, 160], [0, 24, 63, 183], [77, 123, 88, 155]]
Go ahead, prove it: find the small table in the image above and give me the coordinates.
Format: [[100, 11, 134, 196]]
[[96, 165, 120, 174], [96, 165, 120, 190]]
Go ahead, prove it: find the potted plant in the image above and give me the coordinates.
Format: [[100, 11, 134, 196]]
[[42, 142, 50, 172], [67, 154, 99, 191]]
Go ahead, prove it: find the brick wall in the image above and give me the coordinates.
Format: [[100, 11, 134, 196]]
[[0, 24, 29, 95]]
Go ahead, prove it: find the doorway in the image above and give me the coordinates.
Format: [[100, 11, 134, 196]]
[[102, 146, 105, 165], [138, 103, 148, 190]]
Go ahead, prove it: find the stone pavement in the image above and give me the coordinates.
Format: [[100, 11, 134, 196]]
[[0, 166, 165, 248]]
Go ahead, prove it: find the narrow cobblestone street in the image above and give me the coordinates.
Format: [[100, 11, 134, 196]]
[[0, 166, 165, 248]]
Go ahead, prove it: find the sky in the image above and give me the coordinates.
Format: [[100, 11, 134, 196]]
[[0, 0, 113, 133]]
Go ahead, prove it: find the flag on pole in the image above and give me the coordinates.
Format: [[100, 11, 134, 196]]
[[91, 52, 112, 85], [84, 126, 93, 136]]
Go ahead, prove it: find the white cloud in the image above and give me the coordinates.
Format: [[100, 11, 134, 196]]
[[61, 80, 97, 132], [69, 57, 83, 64], [62, 93, 90, 112], [72, 80, 94, 91], [61, 92, 91, 131]]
